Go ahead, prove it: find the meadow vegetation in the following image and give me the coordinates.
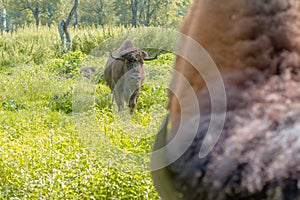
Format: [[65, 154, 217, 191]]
[[0, 25, 176, 199]]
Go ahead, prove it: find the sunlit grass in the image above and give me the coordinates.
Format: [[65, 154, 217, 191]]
[[0, 25, 175, 199]]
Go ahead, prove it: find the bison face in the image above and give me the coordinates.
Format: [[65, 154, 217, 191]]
[[122, 51, 147, 72]]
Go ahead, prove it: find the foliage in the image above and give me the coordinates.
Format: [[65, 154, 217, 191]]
[[80, 0, 115, 26], [0, 25, 177, 199], [1, 100, 25, 111], [94, 84, 112, 110], [0, 24, 176, 71], [47, 50, 86, 75], [113, 0, 192, 27], [49, 91, 73, 114], [137, 85, 168, 112], [71, 26, 115, 54], [1, 0, 192, 29], [0, 25, 58, 67], [2, 0, 63, 27]]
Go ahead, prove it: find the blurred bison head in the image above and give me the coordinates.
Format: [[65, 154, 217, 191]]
[[151, 0, 300, 199]]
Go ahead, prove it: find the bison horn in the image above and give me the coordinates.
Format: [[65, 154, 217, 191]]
[[144, 54, 158, 61], [110, 52, 124, 60]]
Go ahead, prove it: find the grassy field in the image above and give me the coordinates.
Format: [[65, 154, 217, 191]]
[[0, 25, 176, 199]]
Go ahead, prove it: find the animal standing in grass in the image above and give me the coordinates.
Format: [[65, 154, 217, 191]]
[[151, 0, 300, 199], [104, 40, 157, 113]]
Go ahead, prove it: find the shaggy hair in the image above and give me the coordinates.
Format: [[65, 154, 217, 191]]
[[104, 40, 147, 113], [152, 0, 300, 199]]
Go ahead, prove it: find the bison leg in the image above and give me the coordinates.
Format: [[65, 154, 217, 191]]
[[113, 90, 124, 112], [129, 89, 140, 113]]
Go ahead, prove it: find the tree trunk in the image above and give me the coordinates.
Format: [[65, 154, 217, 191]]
[[33, 8, 39, 28], [164, 0, 169, 25], [65, 0, 79, 26], [2, 8, 6, 32], [98, 15, 103, 26], [145, 0, 160, 26], [97, 0, 104, 26], [73, 10, 78, 28], [153, 8, 157, 26], [22, 1, 40, 28], [131, 0, 138, 27], [58, 20, 66, 45], [138, 1, 145, 25], [9, 18, 13, 32], [145, 0, 151, 26], [58, 0, 79, 50]]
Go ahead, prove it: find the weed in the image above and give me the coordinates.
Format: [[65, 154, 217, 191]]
[[0, 25, 176, 199]]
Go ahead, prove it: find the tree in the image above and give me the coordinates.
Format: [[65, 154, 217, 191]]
[[113, 0, 192, 27], [18, 0, 45, 27], [162, 0, 192, 27], [139, 0, 161, 26], [73, 9, 78, 28], [131, 0, 138, 27], [0, 8, 6, 32], [1, 0, 192, 28], [58, 0, 79, 49], [79, 0, 115, 27], [8, 0, 61, 27]]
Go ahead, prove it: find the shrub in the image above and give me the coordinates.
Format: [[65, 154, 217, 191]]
[[49, 91, 73, 114], [2, 100, 25, 111], [47, 50, 87, 76], [137, 85, 168, 112], [94, 84, 112, 110]]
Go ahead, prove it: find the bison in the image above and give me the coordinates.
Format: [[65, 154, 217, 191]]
[[151, 0, 300, 200], [104, 40, 157, 113]]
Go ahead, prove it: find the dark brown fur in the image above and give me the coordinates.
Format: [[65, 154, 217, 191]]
[[152, 0, 300, 199]]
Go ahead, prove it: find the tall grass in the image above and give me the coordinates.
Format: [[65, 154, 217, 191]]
[[0, 25, 176, 199], [0, 25, 178, 66]]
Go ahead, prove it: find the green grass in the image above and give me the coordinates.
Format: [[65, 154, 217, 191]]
[[0, 25, 175, 199]]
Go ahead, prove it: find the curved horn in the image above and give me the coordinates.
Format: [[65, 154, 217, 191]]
[[144, 53, 158, 61], [110, 52, 124, 60]]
